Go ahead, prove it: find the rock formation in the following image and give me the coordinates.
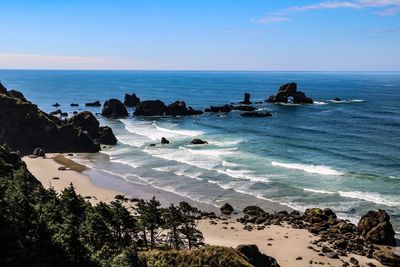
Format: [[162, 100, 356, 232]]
[[161, 137, 170, 144], [124, 93, 140, 107], [357, 209, 396, 246], [0, 87, 99, 153], [240, 92, 252, 105], [236, 244, 280, 267], [266, 83, 313, 104], [101, 99, 128, 118], [68, 111, 117, 145], [220, 203, 234, 215], [134, 100, 202, 116], [205, 105, 233, 113]]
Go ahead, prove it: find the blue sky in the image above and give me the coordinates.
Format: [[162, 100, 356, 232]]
[[0, 0, 399, 70]]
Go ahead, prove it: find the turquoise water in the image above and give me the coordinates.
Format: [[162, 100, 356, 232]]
[[1, 70, 399, 233]]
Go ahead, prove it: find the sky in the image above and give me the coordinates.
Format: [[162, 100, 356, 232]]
[[0, 0, 399, 71]]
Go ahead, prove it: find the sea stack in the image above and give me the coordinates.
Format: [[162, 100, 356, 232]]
[[267, 83, 313, 104]]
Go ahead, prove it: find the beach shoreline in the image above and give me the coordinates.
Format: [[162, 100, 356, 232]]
[[23, 153, 396, 267]]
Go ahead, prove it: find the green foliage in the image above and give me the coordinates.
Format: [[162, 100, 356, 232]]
[[0, 145, 219, 267], [141, 246, 253, 267]]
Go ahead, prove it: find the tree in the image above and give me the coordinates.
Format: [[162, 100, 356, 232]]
[[177, 202, 204, 249], [136, 197, 163, 249], [162, 204, 183, 250]]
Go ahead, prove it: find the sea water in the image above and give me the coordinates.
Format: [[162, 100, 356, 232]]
[[1, 70, 399, 233]]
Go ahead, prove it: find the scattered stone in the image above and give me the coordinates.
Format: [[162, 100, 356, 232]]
[[52, 102, 60, 107], [373, 250, 400, 266], [114, 194, 125, 200], [149, 144, 156, 147], [70, 103, 79, 106], [349, 257, 359, 265], [296, 256, 303, 260], [58, 166, 66, 171], [52, 177, 60, 180]]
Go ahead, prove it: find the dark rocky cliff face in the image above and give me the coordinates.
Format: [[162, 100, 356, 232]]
[[0, 83, 100, 153]]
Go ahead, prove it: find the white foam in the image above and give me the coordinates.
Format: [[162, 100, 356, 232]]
[[313, 101, 328, 105], [303, 188, 336, 194], [153, 123, 204, 137], [121, 119, 203, 141], [210, 140, 242, 147], [328, 99, 365, 104], [181, 146, 237, 157], [222, 160, 240, 167], [152, 166, 203, 181], [271, 161, 344, 176], [338, 191, 400, 207], [217, 168, 270, 183]]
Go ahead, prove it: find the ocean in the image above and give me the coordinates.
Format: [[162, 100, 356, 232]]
[[1, 70, 399, 233]]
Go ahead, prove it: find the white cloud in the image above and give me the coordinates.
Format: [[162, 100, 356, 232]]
[[252, 17, 290, 25], [0, 53, 163, 70], [254, 0, 400, 23]]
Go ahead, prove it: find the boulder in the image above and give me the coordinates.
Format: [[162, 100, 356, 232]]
[[241, 112, 272, 117], [243, 206, 265, 216], [0, 93, 99, 153], [240, 92, 252, 105], [85, 100, 101, 107], [165, 101, 203, 116], [266, 83, 313, 104], [205, 105, 232, 113], [68, 111, 100, 138], [33, 147, 45, 157], [70, 103, 79, 106], [190, 139, 208, 145], [98, 126, 117, 145], [357, 210, 396, 246], [220, 203, 234, 215], [161, 137, 170, 144], [68, 111, 117, 145], [134, 100, 166, 116], [124, 93, 140, 107], [101, 99, 128, 118], [52, 103, 60, 107], [236, 244, 280, 267], [333, 97, 341, 101]]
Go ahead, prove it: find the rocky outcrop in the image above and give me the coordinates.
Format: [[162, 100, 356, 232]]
[[98, 126, 117, 145], [236, 244, 280, 267], [266, 83, 313, 104], [240, 92, 252, 105], [134, 100, 202, 116], [124, 93, 140, 107], [8, 90, 27, 101], [85, 100, 101, 107], [68, 111, 117, 145], [190, 139, 208, 145], [165, 101, 203, 116], [0, 93, 99, 153], [70, 103, 79, 107], [101, 99, 128, 118], [0, 82, 7, 95], [357, 210, 396, 246], [205, 105, 232, 113], [220, 203, 234, 215], [241, 112, 272, 117]]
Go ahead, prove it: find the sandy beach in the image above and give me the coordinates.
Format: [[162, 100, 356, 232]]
[[22, 154, 393, 267]]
